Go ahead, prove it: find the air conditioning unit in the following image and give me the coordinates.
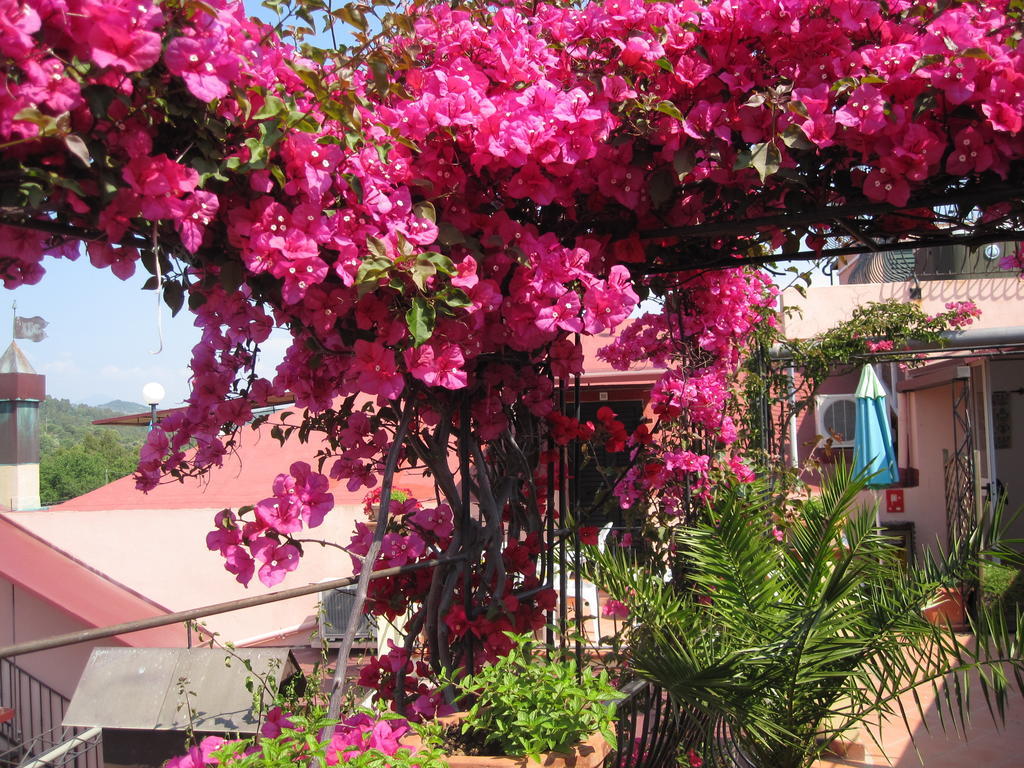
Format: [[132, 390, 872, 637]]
[[318, 586, 377, 647], [815, 394, 857, 448]]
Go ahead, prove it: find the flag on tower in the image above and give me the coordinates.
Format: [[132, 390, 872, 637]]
[[14, 315, 48, 342]]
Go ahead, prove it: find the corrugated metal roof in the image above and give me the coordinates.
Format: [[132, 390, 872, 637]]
[[63, 647, 299, 733]]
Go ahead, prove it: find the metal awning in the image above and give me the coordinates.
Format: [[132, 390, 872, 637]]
[[63, 647, 299, 733]]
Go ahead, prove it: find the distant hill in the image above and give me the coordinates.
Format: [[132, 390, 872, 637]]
[[95, 399, 148, 414], [39, 397, 147, 454]]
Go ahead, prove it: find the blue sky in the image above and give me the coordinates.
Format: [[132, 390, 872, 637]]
[[9, 254, 292, 407], [10, 256, 209, 407]]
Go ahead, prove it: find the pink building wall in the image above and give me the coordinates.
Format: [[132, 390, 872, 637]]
[[782, 277, 1024, 340], [2, 577, 131, 698], [885, 384, 954, 557], [781, 275, 1024, 560]]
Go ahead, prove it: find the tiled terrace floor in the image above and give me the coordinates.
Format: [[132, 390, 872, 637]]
[[815, 637, 1024, 768]]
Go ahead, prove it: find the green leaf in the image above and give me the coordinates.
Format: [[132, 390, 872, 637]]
[[424, 252, 456, 275], [253, 95, 286, 120], [342, 173, 364, 202], [962, 47, 993, 60], [13, 107, 53, 128], [413, 201, 436, 223], [406, 297, 435, 346], [366, 236, 388, 260], [743, 91, 767, 108], [437, 222, 466, 246], [749, 141, 782, 182], [163, 281, 186, 317], [910, 54, 944, 73], [63, 135, 92, 167], [648, 167, 676, 209], [656, 57, 674, 73], [655, 100, 683, 120], [410, 262, 435, 292], [673, 148, 696, 179], [781, 125, 814, 151], [913, 90, 937, 117], [437, 287, 472, 308]]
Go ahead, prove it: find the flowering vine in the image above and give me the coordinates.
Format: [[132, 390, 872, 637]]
[[4, 0, 1024, 716]]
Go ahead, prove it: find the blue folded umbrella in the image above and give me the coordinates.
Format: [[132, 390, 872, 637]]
[[853, 365, 899, 487]]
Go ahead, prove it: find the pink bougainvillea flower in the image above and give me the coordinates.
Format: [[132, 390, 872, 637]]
[[249, 538, 301, 587], [87, 242, 138, 281], [381, 532, 426, 566], [176, 191, 220, 254], [164, 35, 237, 102], [219, 544, 255, 586], [405, 342, 468, 389], [88, 22, 162, 73], [351, 340, 405, 400], [602, 599, 630, 620], [260, 706, 294, 739], [165, 736, 226, 768], [410, 504, 454, 541]]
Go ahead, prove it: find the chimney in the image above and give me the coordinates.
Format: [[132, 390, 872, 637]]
[[0, 341, 44, 510]]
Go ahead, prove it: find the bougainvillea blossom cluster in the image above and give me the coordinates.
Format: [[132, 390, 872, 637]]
[[165, 710, 416, 768], [5, 0, 1024, 715]]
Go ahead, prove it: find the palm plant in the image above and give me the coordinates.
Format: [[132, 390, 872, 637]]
[[588, 469, 1024, 768]]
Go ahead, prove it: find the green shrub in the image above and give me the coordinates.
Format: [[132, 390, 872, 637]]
[[453, 634, 619, 760]]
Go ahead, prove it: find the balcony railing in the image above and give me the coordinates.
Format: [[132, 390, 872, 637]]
[[0, 658, 100, 768]]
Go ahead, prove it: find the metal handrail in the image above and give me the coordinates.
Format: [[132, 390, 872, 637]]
[[0, 658, 101, 768], [0, 554, 466, 660]]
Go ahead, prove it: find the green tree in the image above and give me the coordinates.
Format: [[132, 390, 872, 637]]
[[40, 430, 142, 504]]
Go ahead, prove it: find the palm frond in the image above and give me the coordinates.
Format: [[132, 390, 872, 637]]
[[588, 469, 1024, 768]]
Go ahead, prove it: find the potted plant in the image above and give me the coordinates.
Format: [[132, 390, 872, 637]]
[[410, 634, 620, 768], [588, 468, 1024, 768]]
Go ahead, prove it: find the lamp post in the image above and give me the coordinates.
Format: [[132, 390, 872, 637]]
[[142, 382, 165, 431]]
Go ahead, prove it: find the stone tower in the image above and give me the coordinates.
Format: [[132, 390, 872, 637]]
[[0, 341, 44, 510]]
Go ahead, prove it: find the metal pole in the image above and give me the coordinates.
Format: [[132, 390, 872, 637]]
[[18, 727, 101, 768], [0, 555, 464, 659]]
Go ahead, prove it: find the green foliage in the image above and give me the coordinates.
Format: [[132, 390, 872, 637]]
[[588, 469, 1024, 768], [779, 299, 961, 386], [981, 561, 1024, 627], [38, 397, 145, 504], [39, 430, 142, 504], [452, 633, 620, 760]]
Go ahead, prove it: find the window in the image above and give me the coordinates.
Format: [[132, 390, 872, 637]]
[[815, 394, 857, 448]]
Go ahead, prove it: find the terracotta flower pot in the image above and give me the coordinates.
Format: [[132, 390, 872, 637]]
[[403, 712, 611, 768], [922, 587, 968, 631]]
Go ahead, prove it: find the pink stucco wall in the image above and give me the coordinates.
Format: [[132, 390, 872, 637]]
[[782, 277, 1024, 339], [779, 276, 1024, 559], [885, 384, 954, 559], [5, 503, 364, 645], [990, 359, 1024, 542], [2, 577, 125, 698]]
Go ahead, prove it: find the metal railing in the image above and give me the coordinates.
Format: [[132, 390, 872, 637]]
[[0, 659, 101, 768]]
